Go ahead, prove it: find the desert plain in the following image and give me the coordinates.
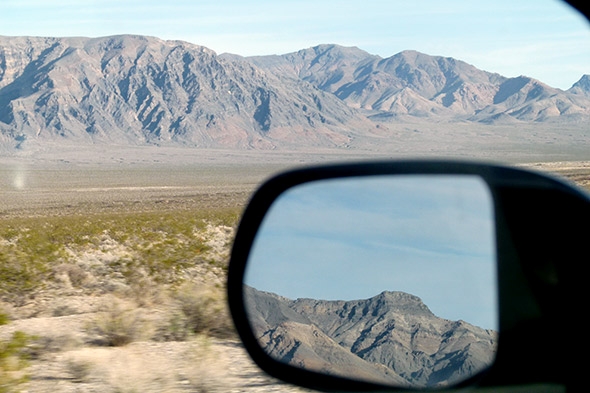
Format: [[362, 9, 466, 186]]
[[0, 147, 588, 393]]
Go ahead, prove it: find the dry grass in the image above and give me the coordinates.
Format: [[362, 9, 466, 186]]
[[0, 331, 34, 393], [0, 203, 242, 391], [164, 282, 235, 341], [89, 298, 149, 347], [0, 207, 239, 303]]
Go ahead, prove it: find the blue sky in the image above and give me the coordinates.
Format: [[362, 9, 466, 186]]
[[244, 175, 498, 330], [0, 0, 588, 90]]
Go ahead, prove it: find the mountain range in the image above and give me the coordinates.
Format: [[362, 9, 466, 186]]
[[245, 45, 590, 124], [0, 35, 588, 152], [244, 286, 497, 388]]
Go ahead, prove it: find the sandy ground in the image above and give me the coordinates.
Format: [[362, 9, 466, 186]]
[[0, 210, 311, 393], [1, 149, 588, 392], [2, 146, 588, 215], [3, 319, 310, 393], [0, 155, 318, 392]]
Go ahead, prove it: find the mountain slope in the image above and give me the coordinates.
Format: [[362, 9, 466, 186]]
[[1, 36, 588, 152], [245, 287, 407, 386], [244, 287, 497, 388], [248, 45, 590, 123], [0, 36, 372, 150], [470, 75, 590, 123], [568, 74, 590, 96]]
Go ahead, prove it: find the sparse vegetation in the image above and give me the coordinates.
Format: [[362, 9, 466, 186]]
[[0, 205, 241, 389], [0, 162, 316, 392], [66, 358, 93, 383], [157, 283, 235, 342], [90, 298, 148, 347], [0, 207, 240, 303], [0, 331, 34, 393]]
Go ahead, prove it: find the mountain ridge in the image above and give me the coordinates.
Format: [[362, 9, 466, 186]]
[[1, 35, 588, 152], [246, 44, 590, 124], [0, 35, 372, 151], [244, 286, 497, 388]]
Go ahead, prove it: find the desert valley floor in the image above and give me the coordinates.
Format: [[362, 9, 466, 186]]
[[0, 148, 588, 392]]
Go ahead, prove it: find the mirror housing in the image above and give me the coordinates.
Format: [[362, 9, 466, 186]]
[[228, 160, 589, 392]]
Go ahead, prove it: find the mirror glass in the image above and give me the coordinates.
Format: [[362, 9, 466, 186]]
[[243, 174, 498, 388]]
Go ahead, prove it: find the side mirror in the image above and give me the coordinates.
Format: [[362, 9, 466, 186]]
[[228, 161, 588, 392]]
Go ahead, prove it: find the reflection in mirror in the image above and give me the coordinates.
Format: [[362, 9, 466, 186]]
[[243, 175, 498, 388]]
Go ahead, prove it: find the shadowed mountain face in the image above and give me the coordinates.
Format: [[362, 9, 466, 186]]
[[569, 74, 590, 97], [1, 36, 588, 151], [0, 36, 371, 150], [244, 286, 497, 388]]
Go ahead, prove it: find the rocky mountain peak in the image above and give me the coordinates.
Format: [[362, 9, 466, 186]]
[[569, 74, 590, 96], [372, 290, 434, 316]]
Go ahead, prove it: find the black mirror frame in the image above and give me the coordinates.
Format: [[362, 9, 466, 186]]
[[228, 160, 589, 392]]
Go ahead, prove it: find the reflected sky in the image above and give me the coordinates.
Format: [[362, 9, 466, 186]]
[[244, 175, 498, 330]]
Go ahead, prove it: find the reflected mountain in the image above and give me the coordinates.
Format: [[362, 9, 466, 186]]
[[244, 286, 497, 388]]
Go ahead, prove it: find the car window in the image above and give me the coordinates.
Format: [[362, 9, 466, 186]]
[[0, 1, 588, 392]]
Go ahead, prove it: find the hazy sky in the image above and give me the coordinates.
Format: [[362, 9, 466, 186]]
[[0, 0, 588, 90], [244, 175, 498, 330]]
